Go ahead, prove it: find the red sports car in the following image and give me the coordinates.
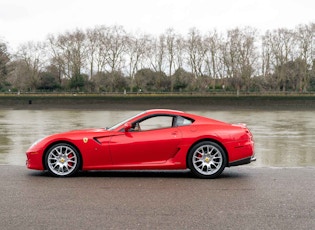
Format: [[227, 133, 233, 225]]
[[26, 109, 255, 178]]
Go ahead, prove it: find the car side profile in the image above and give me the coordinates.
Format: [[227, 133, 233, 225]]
[[26, 109, 255, 178]]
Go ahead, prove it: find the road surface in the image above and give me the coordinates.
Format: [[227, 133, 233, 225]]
[[0, 165, 314, 230]]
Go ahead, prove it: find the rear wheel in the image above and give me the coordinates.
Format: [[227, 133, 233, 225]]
[[44, 143, 81, 177], [188, 141, 227, 179]]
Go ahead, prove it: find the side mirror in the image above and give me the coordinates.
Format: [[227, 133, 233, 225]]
[[124, 122, 132, 132]]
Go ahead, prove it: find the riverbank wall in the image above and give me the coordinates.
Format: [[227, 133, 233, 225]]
[[1, 95, 315, 111]]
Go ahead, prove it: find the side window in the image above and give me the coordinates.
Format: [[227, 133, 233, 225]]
[[175, 116, 193, 127], [138, 115, 174, 131]]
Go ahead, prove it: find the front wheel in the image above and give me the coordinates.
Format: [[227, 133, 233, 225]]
[[44, 143, 81, 177], [188, 141, 227, 179]]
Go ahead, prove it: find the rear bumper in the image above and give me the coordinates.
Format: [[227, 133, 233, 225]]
[[228, 155, 256, 167]]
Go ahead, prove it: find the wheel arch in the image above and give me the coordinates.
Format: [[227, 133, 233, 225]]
[[186, 138, 229, 167], [42, 141, 83, 170]]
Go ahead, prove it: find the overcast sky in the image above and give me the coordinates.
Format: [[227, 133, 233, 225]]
[[1, 0, 314, 50]]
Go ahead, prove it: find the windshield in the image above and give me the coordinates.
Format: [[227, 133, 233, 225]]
[[107, 111, 146, 131]]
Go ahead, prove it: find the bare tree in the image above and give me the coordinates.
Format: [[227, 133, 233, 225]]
[[146, 34, 167, 90], [186, 27, 205, 78], [295, 23, 314, 91], [86, 27, 99, 79], [222, 27, 258, 91], [47, 34, 65, 85], [165, 28, 179, 91], [174, 35, 185, 70], [270, 28, 295, 91], [106, 25, 127, 72], [222, 29, 241, 90], [261, 31, 272, 77], [0, 41, 10, 88], [49, 29, 86, 79], [149, 34, 166, 73], [125, 33, 150, 92], [15, 41, 47, 91], [68, 29, 87, 77], [238, 27, 258, 90], [203, 30, 224, 90], [92, 26, 110, 74]]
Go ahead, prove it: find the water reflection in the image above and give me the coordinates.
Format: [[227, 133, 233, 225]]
[[0, 109, 314, 167]]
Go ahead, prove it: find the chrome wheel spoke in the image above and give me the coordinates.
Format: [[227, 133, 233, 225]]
[[206, 164, 212, 172], [58, 165, 63, 173]]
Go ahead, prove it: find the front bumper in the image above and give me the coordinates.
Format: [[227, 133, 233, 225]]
[[26, 151, 44, 170]]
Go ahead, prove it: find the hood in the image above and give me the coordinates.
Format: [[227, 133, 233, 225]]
[[48, 128, 113, 140], [64, 128, 108, 134]]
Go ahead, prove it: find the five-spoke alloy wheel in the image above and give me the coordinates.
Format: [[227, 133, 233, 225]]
[[44, 143, 81, 177], [188, 141, 227, 179]]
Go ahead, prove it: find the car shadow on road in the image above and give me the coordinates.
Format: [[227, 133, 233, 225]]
[[78, 170, 194, 178], [27, 168, 248, 179]]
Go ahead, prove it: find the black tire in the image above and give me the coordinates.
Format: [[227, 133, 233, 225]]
[[188, 141, 227, 179], [44, 143, 81, 177]]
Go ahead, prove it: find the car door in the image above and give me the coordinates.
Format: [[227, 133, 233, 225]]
[[109, 115, 182, 165]]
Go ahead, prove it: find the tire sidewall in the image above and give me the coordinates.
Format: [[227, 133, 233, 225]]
[[188, 141, 227, 179]]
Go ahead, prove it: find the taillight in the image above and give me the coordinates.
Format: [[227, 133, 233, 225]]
[[246, 128, 253, 140]]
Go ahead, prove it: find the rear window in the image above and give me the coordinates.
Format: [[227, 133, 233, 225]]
[[175, 116, 193, 127]]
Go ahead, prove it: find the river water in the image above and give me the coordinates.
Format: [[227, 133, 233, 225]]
[[0, 109, 314, 167]]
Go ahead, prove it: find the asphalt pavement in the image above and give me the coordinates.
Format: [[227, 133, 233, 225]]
[[1, 165, 314, 230]]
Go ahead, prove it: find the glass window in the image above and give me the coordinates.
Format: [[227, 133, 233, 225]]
[[137, 115, 174, 131], [175, 116, 193, 127]]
